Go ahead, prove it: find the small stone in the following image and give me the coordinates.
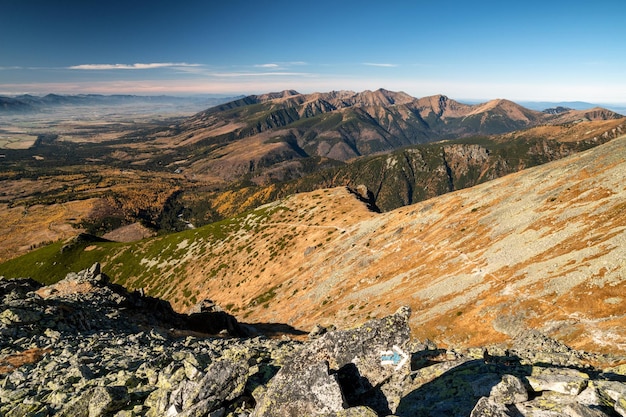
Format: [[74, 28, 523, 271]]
[[308, 324, 327, 338], [167, 404, 182, 416]]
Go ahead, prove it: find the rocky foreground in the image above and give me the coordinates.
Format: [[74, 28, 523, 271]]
[[2, 265, 626, 416]]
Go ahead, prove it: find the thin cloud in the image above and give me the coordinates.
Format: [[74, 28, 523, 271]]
[[254, 62, 308, 69], [68, 62, 202, 70], [208, 71, 316, 78], [363, 63, 398, 68]]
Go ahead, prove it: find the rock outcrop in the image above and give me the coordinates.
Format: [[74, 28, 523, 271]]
[[2, 265, 626, 416]]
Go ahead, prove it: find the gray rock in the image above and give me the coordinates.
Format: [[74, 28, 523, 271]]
[[88, 386, 131, 417], [58, 385, 129, 417], [490, 374, 529, 405], [252, 306, 411, 417], [327, 406, 379, 417], [594, 380, 626, 404], [616, 397, 626, 417], [0, 307, 42, 324], [308, 324, 328, 338], [252, 360, 345, 417], [171, 359, 249, 412], [188, 299, 223, 314], [144, 388, 170, 416], [471, 373, 502, 397], [526, 366, 589, 395], [470, 397, 514, 417], [4, 264, 626, 417], [564, 402, 613, 417], [178, 402, 226, 417], [4, 402, 50, 417]]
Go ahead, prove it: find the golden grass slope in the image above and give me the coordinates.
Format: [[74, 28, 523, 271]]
[[0, 199, 95, 263], [121, 133, 626, 354]]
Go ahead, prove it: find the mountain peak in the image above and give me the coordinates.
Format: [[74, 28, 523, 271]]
[[253, 89, 301, 102], [416, 94, 472, 118], [348, 88, 414, 106]]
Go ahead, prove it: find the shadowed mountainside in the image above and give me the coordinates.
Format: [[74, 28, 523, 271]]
[[174, 118, 626, 221]]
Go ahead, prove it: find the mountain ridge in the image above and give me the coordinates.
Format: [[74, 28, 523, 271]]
[[157, 89, 622, 185], [0, 93, 242, 114]]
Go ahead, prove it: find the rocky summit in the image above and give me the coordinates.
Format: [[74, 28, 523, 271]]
[[2, 265, 626, 416]]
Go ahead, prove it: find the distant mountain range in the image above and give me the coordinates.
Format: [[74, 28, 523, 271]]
[[146, 89, 622, 182], [0, 93, 243, 113], [517, 100, 626, 113], [461, 99, 626, 115], [3, 91, 623, 116]]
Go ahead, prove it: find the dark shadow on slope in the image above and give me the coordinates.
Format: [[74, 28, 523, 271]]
[[335, 362, 392, 416], [410, 348, 447, 370], [395, 357, 532, 417], [347, 185, 381, 213], [0, 271, 308, 343], [242, 322, 308, 338]]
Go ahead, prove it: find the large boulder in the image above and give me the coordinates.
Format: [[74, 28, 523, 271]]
[[251, 306, 412, 416]]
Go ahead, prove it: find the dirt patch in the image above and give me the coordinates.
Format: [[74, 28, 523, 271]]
[[103, 222, 156, 242], [0, 348, 51, 374]]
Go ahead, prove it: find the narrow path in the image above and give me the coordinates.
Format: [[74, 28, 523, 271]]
[[262, 222, 348, 234]]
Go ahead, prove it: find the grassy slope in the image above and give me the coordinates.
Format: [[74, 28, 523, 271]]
[[0, 202, 292, 307]]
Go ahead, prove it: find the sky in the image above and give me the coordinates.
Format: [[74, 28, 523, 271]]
[[1, 0, 625, 103]]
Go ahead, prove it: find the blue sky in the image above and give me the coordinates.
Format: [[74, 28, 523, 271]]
[[1, 0, 625, 103]]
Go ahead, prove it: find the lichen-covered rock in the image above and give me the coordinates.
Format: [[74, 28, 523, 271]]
[[144, 388, 171, 417], [327, 406, 379, 417], [88, 386, 131, 417], [252, 360, 345, 417], [591, 380, 626, 417], [170, 359, 249, 412], [490, 374, 529, 405], [0, 307, 42, 324], [470, 397, 514, 417], [526, 366, 589, 395], [616, 396, 626, 417], [4, 402, 50, 417], [564, 402, 613, 417], [252, 307, 411, 417], [58, 385, 129, 417]]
